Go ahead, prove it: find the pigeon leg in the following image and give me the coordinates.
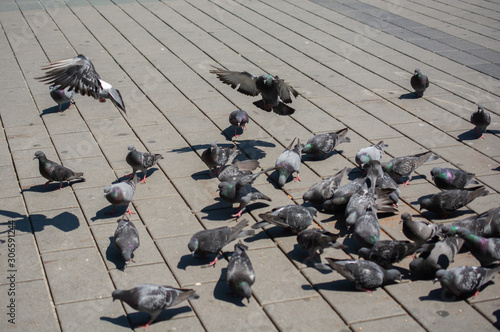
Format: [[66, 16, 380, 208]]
[[361, 288, 373, 293], [59, 182, 63, 190], [294, 173, 301, 182], [479, 133, 485, 140], [126, 207, 136, 215], [208, 255, 219, 267], [58, 105, 62, 113], [231, 206, 244, 218], [44, 181, 51, 187], [139, 175, 147, 184], [402, 179, 411, 186]]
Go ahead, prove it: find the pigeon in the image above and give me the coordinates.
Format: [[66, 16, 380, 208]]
[[317, 258, 402, 292], [210, 66, 299, 115], [300, 128, 351, 159], [218, 167, 275, 218], [353, 209, 381, 248], [410, 237, 464, 279], [36, 54, 126, 114], [188, 219, 254, 266], [252, 205, 317, 234], [358, 240, 423, 268], [114, 217, 140, 267], [400, 212, 440, 242], [420, 186, 489, 217], [323, 177, 366, 211], [217, 159, 260, 183], [275, 138, 302, 188], [441, 206, 500, 238], [381, 151, 439, 186], [302, 167, 351, 205], [33, 150, 85, 189], [226, 241, 255, 303], [104, 174, 137, 215], [297, 228, 346, 260], [49, 85, 75, 112], [431, 167, 479, 190], [470, 104, 491, 139], [229, 110, 249, 137], [456, 228, 500, 267], [434, 265, 500, 300], [125, 145, 163, 184], [355, 141, 388, 169], [112, 284, 199, 328], [366, 160, 400, 205], [410, 68, 429, 98], [201, 142, 240, 176]]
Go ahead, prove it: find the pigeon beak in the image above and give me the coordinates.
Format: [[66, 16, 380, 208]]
[[433, 278, 439, 284], [216, 188, 220, 192], [33, 156, 37, 160]]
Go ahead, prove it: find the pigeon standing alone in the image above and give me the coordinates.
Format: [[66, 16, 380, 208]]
[[470, 104, 491, 139], [229, 110, 249, 138], [431, 167, 479, 190], [410, 68, 429, 98], [420, 186, 489, 217], [104, 174, 137, 215], [253, 205, 317, 234], [275, 138, 302, 188], [300, 128, 351, 159], [125, 145, 163, 184], [355, 141, 388, 169], [49, 85, 75, 112], [201, 142, 239, 176], [297, 228, 346, 261], [381, 151, 439, 186], [33, 150, 85, 189], [226, 241, 255, 303], [114, 217, 140, 267]]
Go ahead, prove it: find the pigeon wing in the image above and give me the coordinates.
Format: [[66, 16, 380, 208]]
[[210, 67, 260, 96], [276, 77, 299, 103]]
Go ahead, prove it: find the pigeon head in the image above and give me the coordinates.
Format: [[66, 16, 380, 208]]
[[188, 237, 199, 254], [33, 150, 46, 160], [419, 198, 432, 211], [128, 145, 136, 152], [399, 212, 412, 224], [386, 269, 403, 282], [306, 206, 318, 217], [103, 186, 113, 195], [234, 240, 248, 254], [414, 68, 421, 76], [357, 153, 369, 167], [357, 247, 370, 259], [278, 170, 290, 188], [434, 269, 446, 283], [441, 224, 460, 236], [478, 105, 484, 112], [111, 289, 123, 301]]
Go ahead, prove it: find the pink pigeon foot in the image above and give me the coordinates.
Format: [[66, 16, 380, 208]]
[[209, 256, 219, 267], [139, 176, 147, 184], [294, 173, 301, 182], [126, 207, 136, 215], [232, 209, 243, 218]]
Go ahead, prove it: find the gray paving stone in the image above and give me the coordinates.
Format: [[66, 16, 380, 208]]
[[51, 131, 102, 161], [20, 177, 80, 213], [351, 314, 426, 332], [4, 124, 52, 151], [473, 299, 500, 329], [0, 165, 20, 199], [61, 156, 116, 190], [0, 233, 44, 285]]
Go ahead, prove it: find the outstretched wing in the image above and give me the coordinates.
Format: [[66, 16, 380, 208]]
[[276, 76, 299, 103], [210, 67, 260, 96]]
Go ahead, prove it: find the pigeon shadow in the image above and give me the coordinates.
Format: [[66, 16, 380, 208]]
[[101, 306, 192, 328], [21, 180, 85, 192], [398, 92, 419, 99], [288, 244, 319, 267], [106, 237, 127, 270], [493, 309, 500, 329], [312, 279, 358, 292], [214, 269, 247, 307], [457, 129, 481, 142], [237, 139, 276, 160], [91, 206, 129, 222], [114, 168, 160, 183], [177, 253, 216, 270], [191, 170, 215, 181], [40, 103, 73, 116], [0, 210, 79, 234], [221, 125, 242, 141], [200, 201, 235, 221], [302, 150, 342, 162], [419, 287, 449, 302], [99, 315, 131, 328]]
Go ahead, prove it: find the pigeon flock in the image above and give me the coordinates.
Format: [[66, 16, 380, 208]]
[[32, 54, 499, 328]]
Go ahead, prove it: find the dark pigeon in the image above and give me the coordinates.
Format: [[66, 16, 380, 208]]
[[104, 174, 137, 216], [126, 145, 163, 184], [201, 142, 239, 176], [431, 167, 479, 190], [441, 206, 500, 238], [253, 205, 317, 234], [218, 159, 260, 183], [470, 104, 491, 139], [275, 138, 302, 188], [400, 212, 439, 242], [210, 66, 299, 115], [434, 265, 500, 300], [323, 177, 365, 211], [456, 228, 500, 267], [420, 186, 489, 217], [226, 241, 255, 303], [112, 284, 199, 328], [297, 228, 346, 260], [33, 150, 85, 189], [229, 110, 249, 137], [49, 85, 74, 112], [37, 54, 126, 114], [114, 217, 140, 267], [358, 240, 423, 268], [353, 209, 381, 248], [410, 68, 429, 98], [381, 151, 439, 186], [303, 167, 351, 205], [300, 128, 351, 159], [410, 237, 464, 279], [188, 219, 254, 266], [355, 141, 388, 169]]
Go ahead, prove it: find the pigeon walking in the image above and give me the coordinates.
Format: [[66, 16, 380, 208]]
[[226, 241, 255, 303], [300, 128, 351, 159], [125, 145, 163, 183], [210, 66, 299, 115], [400, 212, 439, 242], [33, 150, 85, 189], [114, 217, 140, 267], [456, 229, 500, 267], [420, 186, 489, 217], [410, 68, 429, 98], [297, 228, 346, 260], [470, 104, 491, 139], [381, 151, 439, 186], [253, 205, 317, 234], [355, 141, 388, 169], [303, 167, 351, 205], [36, 54, 126, 114], [112, 284, 199, 328], [104, 174, 137, 215], [49, 85, 74, 112], [229, 110, 249, 138], [275, 138, 302, 188], [410, 237, 464, 279], [358, 240, 423, 268], [431, 167, 479, 190], [201, 142, 239, 176], [217, 159, 260, 183]]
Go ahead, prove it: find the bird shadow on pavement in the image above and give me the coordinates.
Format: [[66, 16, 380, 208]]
[[106, 237, 127, 270], [114, 169, 160, 183], [200, 202, 235, 221], [91, 206, 129, 222], [308, 279, 358, 292], [458, 128, 500, 141], [0, 210, 79, 234], [177, 253, 216, 270], [398, 92, 419, 99], [101, 307, 192, 329], [287, 244, 319, 267], [493, 309, 500, 328], [236, 139, 276, 160], [419, 287, 450, 302], [21, 180, 85, 192], [301, 150, 343, 162], [221, 125, 243, 140], [191, 170, 214, 181], [213, 269, 247, 307], [40, 104, 72, 116]]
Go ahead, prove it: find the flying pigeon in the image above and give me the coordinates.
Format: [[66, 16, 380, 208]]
[[112, 284, 199, 328], [300, 128, 351, 159], [381, 151, 439, 186], [302, 167, 351, 205], [125, 145, 163, 184], [49, 85, 75, 112], [253, 205, 317, 234], [410, 237, 464, 279], [210, 66, 299, 115], [434, 265, 500, 300], [431, 167, 479, 190], [317, 258, 402, 292], [470, 104, 491, 139], [410, 68, 429, 98], [420, 186, 489, 217], [188, 219, 254, 266], [400, 212, 440, 242], [355, 141, 388, 169], [297, 228, 346, 261], [217, 159, 260, 183], [33, 150, 85, 189], [275, 138, 302, 188], [226, 241, 255, 303], [36, 54, 126, 114], [358, 240, 423, 268], [114, 217, 140, 267], [456, 228, 500, 267], [104, 174, 137, 215], [229, 110, 249, 137], [201, 142, 240, 176]]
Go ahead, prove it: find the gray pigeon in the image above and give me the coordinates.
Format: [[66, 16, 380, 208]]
[[229, 110, 249, 137], [126, 145, 163, 183], [410, 237, 464, 279], [275, 138, 302, 188], [104, 174, 137, 216], [358, 240, 423, 268], [226, 241, 255, 303], [201, 142, 240, 176], [420, 186, 489, 217], [441, 206, 500, 238], [366, 160, 400, 205], [381, 151, 439, 186], [49, 85, 74, 112], [410, 68, 429, 98], [302, 167, 351, 205], [37, 54, 126, 114], [217, 159, 260, 183], [297, 228, 346, 260], [355, 141, 388, 169], [318, 258, 402, 292], [323, 177, 365, 211], [188, 219, 254, 266], [253, 205, 317, 234], [431, 167, 479, 190], [114, 217, 140, 267], [210, 67, 299, 115], [470, 104, 491, 139], [400, 212, 440, 242], [456, 228, 500, 267], [112, 284, 199, 328], [353, 209, 381, 248], [434, 265, 500, 300], [33, 150, 85, 189], [300, 128, 351, 159]]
